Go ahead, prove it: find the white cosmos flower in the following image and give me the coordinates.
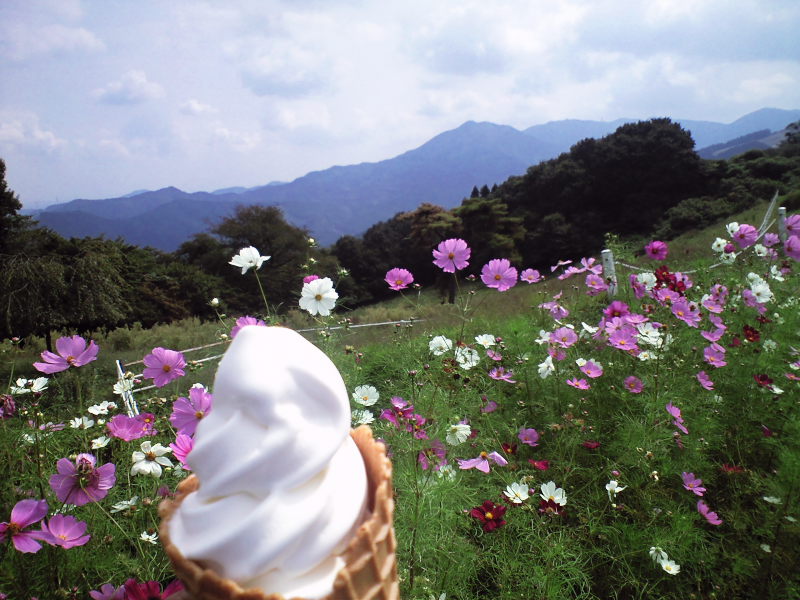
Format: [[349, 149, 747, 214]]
[[769, 265, 785, 282], [130, 441, 173, 477], [649, 546, 668, 564], [753, 243, 767, 257], [540, 481, 567, 506], [436, 464, 456, 481], [87, 401, 117, 415], [711, 237, 728, 252], [113, 379, 135, 395], [474, 334, 496, 349], [538, 355, 555, 379], [445, 423, 471, 445], [719, 251, 737, 264], [605, 480, 627, 501], [140, 531, 159, 545], [229, 246, 269, 274], [11, 377, 49, 394], [726, 222, 740, 237], [455, 346, 479, 370], [504, 482, 530, 504], [352, 385, 379, 406], [91, 436, 111, 449], [763, 496, 782, 505], [751, 282, 773, 304], [636, 272, 657, 290], [660, 559, 680, 575], [534, 329, 550, 345], [110, 496, 139, 513], [351, 409, 375, 426], [299, 277, 338, 316], [429, 335, 453, 355], [69, 416, 95, 429]]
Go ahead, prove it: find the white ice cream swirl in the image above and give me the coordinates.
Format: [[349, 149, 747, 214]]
[[168, 326, 367, 598]]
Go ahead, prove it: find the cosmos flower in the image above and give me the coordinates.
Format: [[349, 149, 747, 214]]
[[0, 499, 52, 553], [446, 423, 471, 445], [42, 514, 90, 549], [488, 366, 516, 383], [518, 428, 540, 447], [697, 500, 723, 525], [299, 277, 338, 316], [520, 268, 542, 283], [644, 240, 669, 260], [121, 579, 184, 600], [142, 348, 186, 387], [106, 413, 156, 441], [539, 481, 567, 506], [504, 482, 530, 504], [33, 335, 99, 374], [429, 335, 453, 355], [470, 500, 507, 532], [130, 441, 173, 478], [352, 384, 379, 406], [480, 258, 518, 292], [230, 316, 266, 339], [169, 385, 214, 436], [457, 450, 508, 473], [49, 453, 116, 506], [624, 376, 643, 393], [681, 472, 706, 496], [432, 238, 470, 273], [229, 246, 269, 274], [384, 268, 414, 291]]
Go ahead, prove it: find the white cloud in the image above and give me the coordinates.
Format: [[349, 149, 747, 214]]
[[180, 99, 217, 116], [1, 23, 105, 61], [93, 70, 165, 105], [0, 110, 66, 152], [213, 126, 262, 151]]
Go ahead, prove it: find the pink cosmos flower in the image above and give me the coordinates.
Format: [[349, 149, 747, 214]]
[[169, 433, 194, 470], [608, 327, 638, 352], [0, 394, 15, 419], [666, 402, 688, 434], [567, 377, 590, 389], [580, 360, 603, 378], [488, 366, 516, 383], [701, 327, 725, 342], [418, 440, 447, 471], [681, 472, 706, 496], [786, 214, 800, 234], [704, 343, 727, 368], [732, 224, 758, 249], [457, 450, 508, 473], [480, 259, 518, 292], [33, 335, 99, 374], [671, 300, 702, 328], [518, 428, 539, 447], [550, 259, 572, 272], [785, 235, 800, 261], [106, 413, 156, 441], [89, 583, 126, 600], [122, 579, 184, 600], [696, 371, 714, 390], [697, 500, 723, 525], [302, 274, 319, 283], [529, 459, 550, 470], [142, 347, 186, 387], [520, 268, 542, 283], [585, 273, 608, 295], [230, 315, 266, 339], [645, 240, 669, 260], [762, 232, 780, 247], [624, 376, 643, 393], [42, 514, 90, 549], [432, 238, 470, 273], [385, 268, 414, 291], [702, 297, 724, 314], [582, 440, 601, 449], [486, 349, 502, 361], [169, 386, 214, 436], [604, 301, 630, 319], [539, 292, 569, 319], [481, 399, 498, 413], [49, 453, 116, 506], [550, 327, 578, 348], [0, 499, 52, 553]]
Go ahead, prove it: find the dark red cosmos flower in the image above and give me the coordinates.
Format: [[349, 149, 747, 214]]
[[470, 500, 507, 532], [754, 374, 774, 388], [501, 442, 517, 455], [729, 336, 742, 347], [122, 578, 184, 600], [743, 325, 760, 343], [538, 499, 566, 516], [528, 459, 550, 471], [582, 440, 601, 449], [720, 463, 745, 474]]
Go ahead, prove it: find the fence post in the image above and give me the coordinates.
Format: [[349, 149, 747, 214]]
[[115, 359, 139, 417], [778, 206, 788, 243], [601, 248, 617, 297]]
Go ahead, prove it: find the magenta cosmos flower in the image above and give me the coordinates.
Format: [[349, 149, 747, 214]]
[[170, 433, 194, 470], [169, 386, 214, 436], [0, 499, 52, 553], [644, 240, 669, 260], [33, 335, 99, 374], [697, 500, 723, 525], [122, 579, 184, 600], [384, 267, 414, 291], [520, 268, 542, 283], [89, 583, 126, 600], [42, 514, 90, 548], [230, 316, 266, 339], [518, 427, 539, 447], [142, 347, 186, 387], [458, 450, 508, 473], [480, 258, 518, 292], [624, 376, 643, 393], [49, 453, 116, 506], [432, 238, 470, 273], [681, 472, 706, 496], [106, 412, 157, 441], [696, 371, 714, 390], [785, 235, 800, 261], [488, 366, 516, 383], [732, 224, 758, 249]]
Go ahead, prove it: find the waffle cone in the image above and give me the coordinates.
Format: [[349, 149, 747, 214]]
[[159, 425, 399, 600]]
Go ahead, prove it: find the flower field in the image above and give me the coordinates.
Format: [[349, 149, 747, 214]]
[[1, 211, 800, 599]]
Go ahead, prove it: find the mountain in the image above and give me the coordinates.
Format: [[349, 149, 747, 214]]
[[35, 108, 800, 251], [696, 128, 789, 159]]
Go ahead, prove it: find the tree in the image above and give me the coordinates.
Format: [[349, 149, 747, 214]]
[[0, 158, 31, 253]]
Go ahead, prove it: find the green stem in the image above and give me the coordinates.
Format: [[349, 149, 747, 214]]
[[253, 270, 271, 319]]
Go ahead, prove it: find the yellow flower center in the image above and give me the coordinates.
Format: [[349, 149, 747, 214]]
[[315, 294, 323, 301], [485, 511, 494, 520], [162, 365, 172, 373], [194, 411, 204, 419], [145, 451, 156, 461], [494, 274, 502, 281], [448, 252, 455, 259]]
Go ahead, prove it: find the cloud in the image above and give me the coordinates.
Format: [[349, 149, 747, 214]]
[[180, 99, 217, 116], [1, 23, 105, 61], [236, 43, 331, 97], [213, 126, 262, 151], [0, 110, 66, 152], [93, 70, 165, 105]]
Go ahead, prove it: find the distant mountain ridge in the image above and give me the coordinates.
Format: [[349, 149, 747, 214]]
[[35, 107, 800, 250]]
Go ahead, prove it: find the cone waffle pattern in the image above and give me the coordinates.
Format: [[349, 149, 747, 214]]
[[159, 425, 399, 600]]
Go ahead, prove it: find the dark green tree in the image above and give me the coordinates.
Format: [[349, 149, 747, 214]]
[[0, 158, 31, 253]]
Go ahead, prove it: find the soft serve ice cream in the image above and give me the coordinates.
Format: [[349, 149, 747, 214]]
[[167, 326, 368, 598]]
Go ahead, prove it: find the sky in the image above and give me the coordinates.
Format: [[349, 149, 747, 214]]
[[1, 0, 799, 209]]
